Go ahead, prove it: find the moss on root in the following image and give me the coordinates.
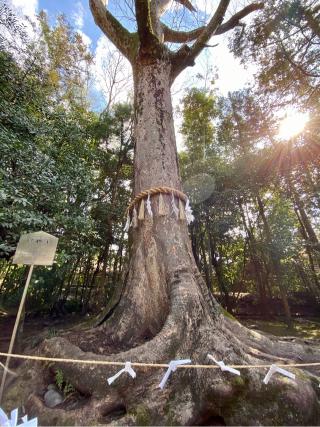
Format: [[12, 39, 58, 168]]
[[131, 405, 152, 426], [221, 308, 237, 321], [223, 379, 320, 425]]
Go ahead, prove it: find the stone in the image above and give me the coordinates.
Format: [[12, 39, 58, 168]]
[[47, 383, 57, 391], [44, 389, 63, 408]]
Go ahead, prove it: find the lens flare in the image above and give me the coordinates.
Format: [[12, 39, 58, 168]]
[[278, 112, 309, 140]]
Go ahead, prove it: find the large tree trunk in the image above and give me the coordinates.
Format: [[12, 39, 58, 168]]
[[94, 57, 202, 347]]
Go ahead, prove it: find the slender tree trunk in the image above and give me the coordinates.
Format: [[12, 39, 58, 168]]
[[293, 257, 318, 297], [207, 230, 230, 310], [293, 206, 320, 292], [199, 236, 211, 290], [291, 184, 320, 267], [256, 195, 292, 326], [238, 200, 270, 314], [63, 257, 81, 301]]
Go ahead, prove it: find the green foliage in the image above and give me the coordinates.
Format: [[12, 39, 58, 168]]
[[180, 84, 320, 316], [0, 3, 133, 314], [55, 368, 64, 391], [47, 327, 58, 338], [38, 11, 93, 107], [231, 0, 320, 109], [55, 368, 75, 396]]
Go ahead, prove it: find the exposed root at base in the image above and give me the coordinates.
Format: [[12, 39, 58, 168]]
[[3, 312, 320, 426], [2, 263, 320, 426]]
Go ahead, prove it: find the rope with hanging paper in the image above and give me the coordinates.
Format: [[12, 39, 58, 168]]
[[0, 352, 320, 370]]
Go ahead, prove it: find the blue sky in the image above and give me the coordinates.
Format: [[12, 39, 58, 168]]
[[39, 0, 101, 50]]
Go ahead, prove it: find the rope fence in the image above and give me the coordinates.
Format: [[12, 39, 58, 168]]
[[1, 352, 320, 370]]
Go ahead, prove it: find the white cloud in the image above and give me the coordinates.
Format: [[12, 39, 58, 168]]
[[6, 0, 39, 43], [91, 36, 133, 109], [10, 0, 38, 19], [73, 1, 85, 29], [171, 32, 256, 151], [77, 29, 92, 47]]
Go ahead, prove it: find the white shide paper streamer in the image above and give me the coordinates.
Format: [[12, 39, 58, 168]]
[[0, 407, 37, 427], [185, 199, 194, 224], [130, 207, 138, 228], [107, 362, 136, 385], [159, 359, 192, 389], [0, 362, 17, 378], [263, 364, 295, 385], [207, 354, 240, 376], [146, 193, 153, 217], [124, 214, 130, 232]]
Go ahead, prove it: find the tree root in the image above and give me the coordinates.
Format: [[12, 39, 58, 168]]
[[4, 316, 320, 425], [223, 316, 320, 370], [3, 264, 320, 425]]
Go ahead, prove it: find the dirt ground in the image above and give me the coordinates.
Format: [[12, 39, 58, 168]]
[[0, 312, 85, 367], [241, 318, 320, 340], [1, 311, 320, 365]]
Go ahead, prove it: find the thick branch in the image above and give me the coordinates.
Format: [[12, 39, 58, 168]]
[[187, 0, 231, 59], [89, 0, 135, 61], [135, 0, 156, 49], [162, 23, 205, 43], [176, 0, 196, 12], [171, 1, 264, 80], [171, 0, 230, 78], [215, 2, 264, 35]]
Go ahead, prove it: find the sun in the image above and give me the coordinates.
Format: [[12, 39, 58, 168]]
[[277, 112, 309, 140]]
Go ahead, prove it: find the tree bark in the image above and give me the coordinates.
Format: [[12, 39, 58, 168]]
[[97, 56, 207, 345]]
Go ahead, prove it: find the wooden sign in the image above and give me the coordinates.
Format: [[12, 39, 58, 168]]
[[12, 231, 58, 266], [0, 231, 59, 404]]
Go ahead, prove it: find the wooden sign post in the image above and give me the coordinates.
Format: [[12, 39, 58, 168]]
[[0, 232, 58, 404]]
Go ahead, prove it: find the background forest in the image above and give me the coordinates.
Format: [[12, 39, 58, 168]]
[[0, 0, 319, 330]]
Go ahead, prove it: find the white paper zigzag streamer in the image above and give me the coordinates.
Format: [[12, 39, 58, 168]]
[[207, 354, 240, 376], [159, 359, 192, 389], [124, 213, 130, 232], [146, 193, 153, 217], [107, 362, 136, 385], [263, 364, 295, 384], [171, 192, 179, 219], [130, 207, 138, 228]]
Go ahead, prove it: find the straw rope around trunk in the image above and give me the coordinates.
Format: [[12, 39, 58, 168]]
[[126, 186, 188, 215]]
